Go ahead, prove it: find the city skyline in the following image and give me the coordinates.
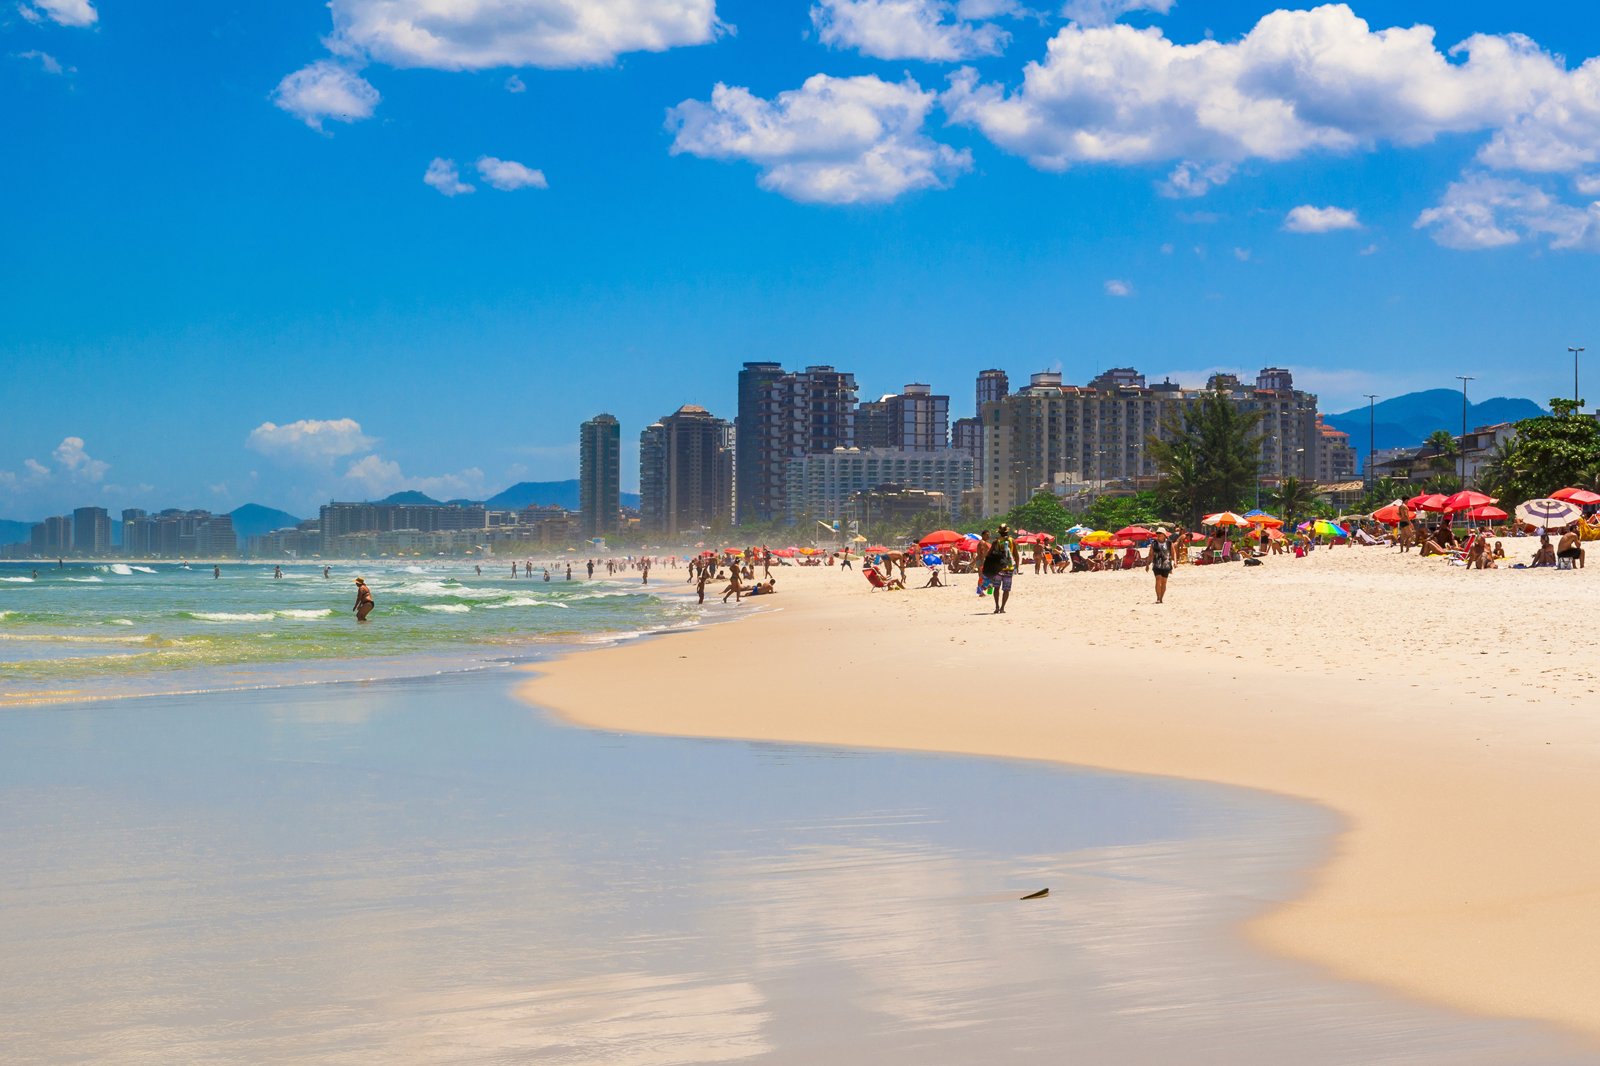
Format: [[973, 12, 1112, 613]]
[[5, 1, 1599, 518]]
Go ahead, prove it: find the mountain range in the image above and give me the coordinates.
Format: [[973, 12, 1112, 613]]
[[1325, 390, 1546, 465]]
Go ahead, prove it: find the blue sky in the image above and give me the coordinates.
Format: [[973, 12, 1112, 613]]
[[3, 0, 1598, 516]]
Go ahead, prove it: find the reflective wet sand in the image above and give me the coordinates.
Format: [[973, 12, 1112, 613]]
[[0, 667, 1587, 1063]]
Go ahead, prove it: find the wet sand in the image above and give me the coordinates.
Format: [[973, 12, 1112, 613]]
[[521, 541, 1600, 1043]]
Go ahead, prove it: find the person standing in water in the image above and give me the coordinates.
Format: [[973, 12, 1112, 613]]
[[353, 578, 375, 622], [273, 565, 283, 579], [323, 566, 331, 579], [213, 565, 220, 579]]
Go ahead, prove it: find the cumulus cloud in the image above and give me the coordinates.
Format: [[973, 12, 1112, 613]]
[[1157, 161, 1232, 198], [667, 73, 971, 204], [52, 437, 109, 482], [1059, 0, 1172, 27], [323, 0, 723, 70], [272, 61, 380, 130], [1283, 204, 1362, 232], [247, 418, 377, 463], [1414, 172, 1600, 251], [0, 456, 52, 495], [424, 158, 475, 196], [14, 50, 65, 75], [476, 156, 548, 191], [941, 5, 1588, 180], [810, 0, 1012, 62], [17, 0, 96, 27], [342, 454, 487, 499], [1104, 279, 1132, 296]]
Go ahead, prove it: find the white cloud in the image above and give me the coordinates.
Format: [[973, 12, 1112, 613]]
[[342, 454, 487, 500], [505, 74, 526, 94], [52, 437, 108, 482], [1159, 242, 1173, 254], [1415, 172, 1600, 251], [247, 418, 377, 463], [1232, 246, 1251, 261], [17, 0, 96, 28], [0, 457, 51, 495], [1574, 173, 1600, 197], [1157, 161, 1232, 198], [24, 458, 49, 479], [810, 0, 1011, 62], [476, 156, 548, 191], [667, 74, 971, 204], [1104, 279, 1132, 296], [1476, 57, 1600, 173], [14, 50, 64, 75], [1359, 242, 1379, 255], [324, 0, 723, 71], [1059, 0, 1172, 27], [272, 61, 380, 131], [942, 6, 1585, 180], [1283, 204, 1362, 232], [424, 157, 475, 196]]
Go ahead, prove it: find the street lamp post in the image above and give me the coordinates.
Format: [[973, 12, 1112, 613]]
[[1364, 394, 1379, 489], [1571, 346, 1586, 404], [1455, 375, 1474, 485]]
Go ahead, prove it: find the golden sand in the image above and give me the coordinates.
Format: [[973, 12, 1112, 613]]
[[521, 541, 1600, 1040]]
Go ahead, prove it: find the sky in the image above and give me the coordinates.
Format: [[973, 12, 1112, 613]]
[[3, 0, 1599, 517]]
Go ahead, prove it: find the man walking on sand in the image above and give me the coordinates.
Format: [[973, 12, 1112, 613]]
[[985, 525, 1017, 614]]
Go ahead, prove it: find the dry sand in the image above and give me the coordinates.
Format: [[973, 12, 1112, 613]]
[[521, 540, 1600, 1041]]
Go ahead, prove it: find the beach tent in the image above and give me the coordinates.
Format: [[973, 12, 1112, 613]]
[[1515, 498, 1581, 529], [1552, 487, 1600, 506]]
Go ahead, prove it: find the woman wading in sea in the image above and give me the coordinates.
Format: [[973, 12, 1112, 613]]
[[353, 578, 374, 622]]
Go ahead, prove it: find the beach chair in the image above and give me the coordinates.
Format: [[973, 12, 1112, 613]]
[[863, 566, 903, 591]]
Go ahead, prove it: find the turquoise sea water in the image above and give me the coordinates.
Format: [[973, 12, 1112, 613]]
[[0, 560, 692, 703]]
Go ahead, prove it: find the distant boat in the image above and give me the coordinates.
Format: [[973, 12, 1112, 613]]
[[1020, 887, 1048, 900]]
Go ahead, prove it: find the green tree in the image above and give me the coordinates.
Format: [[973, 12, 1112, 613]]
[[1423, 429, 1460, 473], [1268, 476, 1318, 528], [1357, 475, 1409, 512], [1147, 390, 1263, 526], [996, 492, 1073, 540], [1085, 491, 1161, 532], [1481, 398, 1600, 504]]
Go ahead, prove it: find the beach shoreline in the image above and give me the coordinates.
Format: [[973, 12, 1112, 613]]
[[519, 545, 1600, 1043]]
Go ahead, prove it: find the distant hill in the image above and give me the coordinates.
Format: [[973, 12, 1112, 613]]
[[484, 480, 640, 511], [228, 503, 303, 539], [375, 490, 445, 506], [1326, 390, 1545, 465], [0, 519, 33, 546]]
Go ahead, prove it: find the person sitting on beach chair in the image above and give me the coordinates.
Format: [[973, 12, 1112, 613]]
[[863, 565, 905, 591]]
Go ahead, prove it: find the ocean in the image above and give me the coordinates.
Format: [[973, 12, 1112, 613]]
[[0, 559, 691, 705]]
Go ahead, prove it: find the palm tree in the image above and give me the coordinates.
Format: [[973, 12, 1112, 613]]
[[1423, 429, 1460, 473], [1269, 476, 1318, 528]]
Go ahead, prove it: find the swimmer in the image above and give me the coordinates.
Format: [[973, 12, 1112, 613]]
[[353, 578, 375, 622]]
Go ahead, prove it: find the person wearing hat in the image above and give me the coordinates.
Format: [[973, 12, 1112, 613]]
[[352, 577, 375, 622], [984, 523, 1018, 614]]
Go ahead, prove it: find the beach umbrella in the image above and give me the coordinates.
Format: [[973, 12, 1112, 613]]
[[918, 529, 964, 548], [866, 545, 892, 553], [1203, 511, 1250, 527], [1313, 519, 1348, 538], [1409, 493, 1449, 512], [1109, 538, 1135, 548], [1552, 487, 1600, 506], [1515, 498, 1582, 529], [1065, 524, 1093, 536], [1442, 490, 1497, 512], [1246, 513, 1284, 528], [1114, 525, 1155, 539], [1188, 532, 1208, 543], [1371, 503, 1404, 523], [1467, 504, 1508, 521], [1080, 530, 1114, 544]]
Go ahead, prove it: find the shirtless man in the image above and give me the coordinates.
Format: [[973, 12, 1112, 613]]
[[1558, 523, 1586, 569]]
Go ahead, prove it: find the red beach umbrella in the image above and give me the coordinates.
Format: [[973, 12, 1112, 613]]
[[917, 529, 964, 548], [1410, 494, 1449, 512], [1442, 490, 1497, 512], [1467, 504, 1508, 520], [1109, 538, 1135, 548], [1552, 487, 1600, 506], [1115, 525, 1154, 539]]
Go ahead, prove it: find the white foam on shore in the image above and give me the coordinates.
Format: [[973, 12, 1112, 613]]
[[482, 597, 570, 609], [107, 564, 135, 576], [129, 565, 157, 574], [1, 576, 34, 583], [67, 576, 103, 583], [278, 609, 334, 620], [190, 612, 274, 623], [421, 604, 471, 613]]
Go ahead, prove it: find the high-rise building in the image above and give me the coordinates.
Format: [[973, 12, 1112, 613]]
[[578, 413, 621, 538], [640, 405, 734, 536], [976, 369, 1009, 412], [734, 363, 857, 525], [951, 417, 982, 464], [30, 515, 72, 555], [783, 447, 975, 523], [856, 384, 948, 452], [71, 507, 111, 555], [121, 509, 148, 554], [981, 366, 1337, 515]]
